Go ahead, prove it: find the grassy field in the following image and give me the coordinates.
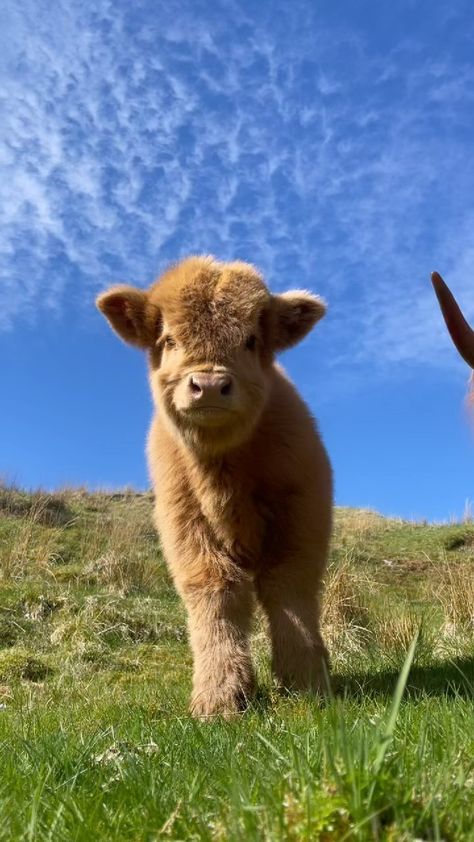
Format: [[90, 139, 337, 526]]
[[1, 485, 474, 841]]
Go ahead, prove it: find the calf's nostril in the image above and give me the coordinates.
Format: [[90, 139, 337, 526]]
[[220, 378, 232, 396], [190, 376, 202, 396]]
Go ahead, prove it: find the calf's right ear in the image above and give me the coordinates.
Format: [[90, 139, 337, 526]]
[[269, 290, 327, 352], [96, 285, 162, 349]]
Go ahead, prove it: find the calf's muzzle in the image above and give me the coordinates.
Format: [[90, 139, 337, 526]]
[[188, 372, 234, 406]]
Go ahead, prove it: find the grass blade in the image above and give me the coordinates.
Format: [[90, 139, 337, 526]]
[[368, 630, 419, 807]]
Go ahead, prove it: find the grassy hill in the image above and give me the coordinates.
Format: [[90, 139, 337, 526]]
[[0, 485, 473, 840]]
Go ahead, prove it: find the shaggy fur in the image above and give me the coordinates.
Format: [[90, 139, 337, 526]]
[[97, 256, 333, 717]]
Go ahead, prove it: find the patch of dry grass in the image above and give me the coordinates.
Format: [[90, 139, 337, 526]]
[[80, 513, 159, 594], [0, 495, 68, 580], [436, 561, 474, 634], [0, 486, 160, 594]]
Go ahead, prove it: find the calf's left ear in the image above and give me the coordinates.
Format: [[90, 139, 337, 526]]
[[96, 285, 162, 349], [270, 291, 326, 351]]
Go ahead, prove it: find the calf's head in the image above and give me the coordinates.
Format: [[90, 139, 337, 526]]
[[97, 256, 326, 454]]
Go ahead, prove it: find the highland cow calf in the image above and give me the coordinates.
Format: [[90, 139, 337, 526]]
[[97, 256, 332, 717]]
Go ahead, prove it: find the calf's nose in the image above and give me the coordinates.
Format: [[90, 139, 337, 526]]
[[189, 372, 233, 399]]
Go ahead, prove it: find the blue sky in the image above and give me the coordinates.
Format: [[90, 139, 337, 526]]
[[1, 0, 473, 520]]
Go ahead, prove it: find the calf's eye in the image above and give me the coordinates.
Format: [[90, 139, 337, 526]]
[[246, 334, 257, 351], [165, 336, 177, 349]]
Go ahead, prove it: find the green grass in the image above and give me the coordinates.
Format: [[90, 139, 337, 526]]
[[1, 485, 474, 840]]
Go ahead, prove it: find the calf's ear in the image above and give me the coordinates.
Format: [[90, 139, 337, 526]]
[[270, 291, 326, 351], [96, 285, 161, 349]]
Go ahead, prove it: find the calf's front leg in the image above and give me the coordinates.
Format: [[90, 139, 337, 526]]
[[256, 562, 329, 694], [182, 578, 255, 718]]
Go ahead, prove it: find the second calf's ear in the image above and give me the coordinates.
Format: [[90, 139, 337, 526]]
[[271, 291, 326, 351], [96, 285, 161, 349]]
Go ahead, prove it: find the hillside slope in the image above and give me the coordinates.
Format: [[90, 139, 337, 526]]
[[0, 486, 473, 840]]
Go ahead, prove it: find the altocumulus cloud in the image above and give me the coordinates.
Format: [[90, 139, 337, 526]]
[[1, 0, 474, 373]]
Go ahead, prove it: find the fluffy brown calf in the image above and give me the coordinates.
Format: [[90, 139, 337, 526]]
[[97, 256, 333, 717]]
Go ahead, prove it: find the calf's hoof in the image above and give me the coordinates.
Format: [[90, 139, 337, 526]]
[[190, 684, 251, 720]]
